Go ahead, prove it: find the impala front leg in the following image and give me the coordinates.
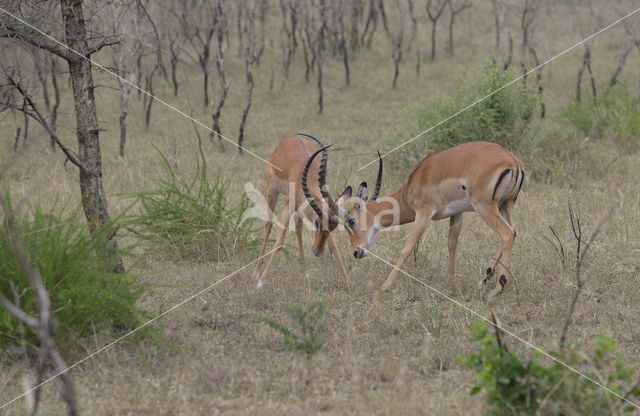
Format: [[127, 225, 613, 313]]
[[295, 217, 308, 276], [380, 210, 432, 292], [327, 233, 349, 283], [257, 200, 292, 287], [447, 213, 463, 282]]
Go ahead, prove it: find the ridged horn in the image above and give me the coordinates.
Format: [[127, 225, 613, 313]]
[[301, 145, 332, 223], [299, 133, 343, 217], [371, 150, 383, 201]]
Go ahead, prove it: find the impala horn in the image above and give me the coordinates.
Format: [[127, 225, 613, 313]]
[[301, 145, 332, 224], [371, 150, 383, 201]]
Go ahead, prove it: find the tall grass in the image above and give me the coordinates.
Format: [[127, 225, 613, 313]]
[[129, 153, 259, 262], [562, 85, 640, 148], [0, 202, 145, 350]]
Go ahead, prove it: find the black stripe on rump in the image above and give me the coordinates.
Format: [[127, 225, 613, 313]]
[[518, 170, 525, 193], [492, 168, 512, 201]]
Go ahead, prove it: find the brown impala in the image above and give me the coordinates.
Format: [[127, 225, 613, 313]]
[[253, 133, 381, 287], [303, 141, 524, 298]]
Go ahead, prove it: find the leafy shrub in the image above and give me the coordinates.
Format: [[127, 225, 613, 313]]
[[0, 205, 145, 350], [461, 321, 640, 415], [562, 85, 640, 148], [262, 298, 326, 361], [129, 153, 259, 262], [398, 63, 538, 168]]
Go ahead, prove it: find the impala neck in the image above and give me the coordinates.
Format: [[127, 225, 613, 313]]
[[365, 185, 415, 228]]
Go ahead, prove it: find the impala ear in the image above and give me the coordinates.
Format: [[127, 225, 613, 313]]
[[337, 186, 352, 205], [357, 182, 368, 201]]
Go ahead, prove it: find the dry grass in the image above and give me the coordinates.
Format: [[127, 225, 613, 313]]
[[1, 0, 640, 414]]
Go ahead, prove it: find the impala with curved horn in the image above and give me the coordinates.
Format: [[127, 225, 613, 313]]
[[254, 133, 348, 287], [310, 141, 524, 299]]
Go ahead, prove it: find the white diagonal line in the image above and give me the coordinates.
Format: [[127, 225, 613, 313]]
[[0, 6, 282, 172], [365, 249, 640, 411], [0, 246, 279, 410], [357, 6, 640, 172]]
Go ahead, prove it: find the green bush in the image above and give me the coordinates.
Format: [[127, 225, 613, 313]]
[[261, 298, 327, 361], [398, 63, 537, 168], [0, 205, 145, 350], [129, 153, 259, 262], [461, 321, 640, 415], [562, 85, 640, 147]]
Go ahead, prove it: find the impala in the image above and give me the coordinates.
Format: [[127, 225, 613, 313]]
[[253, 133, 357, 287], [303, 141, 524, 298]]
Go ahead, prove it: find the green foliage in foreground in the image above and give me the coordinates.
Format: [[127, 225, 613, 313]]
[[0, 205, 145, 350], [415, 63, 538, 153], [562, 85, 640, 147], [129, 153, 259, 262], [262, 298, 327, 360], [461, 321, 640, 415]]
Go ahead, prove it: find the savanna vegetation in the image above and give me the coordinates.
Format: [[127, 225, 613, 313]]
[[1, 0, 640, 414]]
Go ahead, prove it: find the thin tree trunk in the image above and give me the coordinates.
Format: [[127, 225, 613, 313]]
[[50, 56, 60, 150], [60, 0, 124, 272]]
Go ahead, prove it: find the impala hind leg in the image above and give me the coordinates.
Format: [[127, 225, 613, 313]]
[[257, 200, 292, 287], [474, 202, 516, 298], [447, 213, 464, 282], [380, 209, 432, 292]]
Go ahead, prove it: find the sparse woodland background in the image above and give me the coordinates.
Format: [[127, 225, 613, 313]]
[[1, 0, 640, 414]]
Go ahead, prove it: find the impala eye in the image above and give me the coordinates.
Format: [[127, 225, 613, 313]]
[[347, 218, 357, 229]]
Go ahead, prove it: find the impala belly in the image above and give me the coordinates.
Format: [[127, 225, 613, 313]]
[[431, 197, 473, 220], [426, 179, 473, 220]]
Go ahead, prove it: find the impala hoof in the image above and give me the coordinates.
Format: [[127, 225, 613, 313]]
[[499, 275, 507, 288], [479, 267, 495, 287]]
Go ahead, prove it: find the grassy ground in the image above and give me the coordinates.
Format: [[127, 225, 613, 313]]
[[1, 0, 640, 414]]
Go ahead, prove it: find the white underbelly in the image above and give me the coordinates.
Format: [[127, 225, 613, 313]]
[[431, 197, 473, 220]]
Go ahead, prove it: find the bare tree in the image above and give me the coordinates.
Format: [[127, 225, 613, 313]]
[[405, 0, 418, 52], [360, 0, 380, 47], [383, 0, 406, 88], [606, 22, 640, 94], [238, 0, 261, 152], [447, 0, 472, 55], [426, 0, 449, 61], [490, 0, 504, 52], [49, 56, 61, 150], [519, 0, 545, 117], [575, 41, 596, 102], [211, 0, 230, 149], [113, 52, 133, 158], [1, 0, 124, 272], [316, 0, 328, 113], [279, 0, 300, 77], [559, 196, 625, 350], [174, 0, 216, 107], [168, 32, 183, 97]]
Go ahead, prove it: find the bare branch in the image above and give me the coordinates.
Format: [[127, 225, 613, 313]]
[[0, 24, 69, 61], [4, 75, 88, 172], [0, 292, 38, 327], [86, 39, 120, 57]]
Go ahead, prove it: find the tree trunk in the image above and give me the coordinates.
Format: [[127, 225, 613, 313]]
[[50, 56, 60, 149], [60, 0, 124, 272]]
